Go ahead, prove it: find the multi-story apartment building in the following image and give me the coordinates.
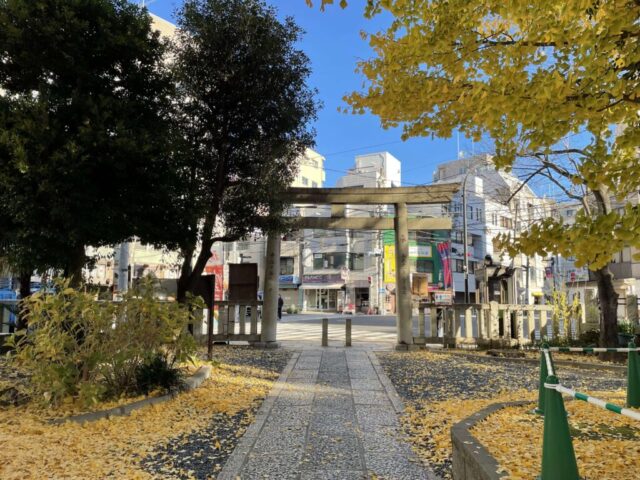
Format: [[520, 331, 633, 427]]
[[292, 153, 400, 313], [433, 154, 550, 305]]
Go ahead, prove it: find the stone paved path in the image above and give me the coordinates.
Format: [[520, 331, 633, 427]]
[[218, 348, 437, 480]]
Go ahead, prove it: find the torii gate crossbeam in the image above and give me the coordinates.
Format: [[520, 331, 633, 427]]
[[259, 184, 459, 349]]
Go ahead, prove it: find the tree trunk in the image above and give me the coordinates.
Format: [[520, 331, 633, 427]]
[[177, 237, 214, 304], [16, 270, 32, 330], [177, 246, 194, 304], [592, 264, 621, 361], [65, 244, 86, 288]]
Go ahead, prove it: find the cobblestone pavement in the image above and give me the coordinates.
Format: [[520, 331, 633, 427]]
[[218, 348, 437, 480]]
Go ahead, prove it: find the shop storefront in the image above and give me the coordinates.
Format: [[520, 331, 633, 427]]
[[301, 274, 344, 312], [279, 275, 300, 310]]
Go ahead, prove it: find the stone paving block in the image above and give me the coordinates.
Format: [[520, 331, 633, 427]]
[[313, 392, 353, 409], [352, 389, 392, 406], [300, 470, 368, 480], [317, 372, 351, 388], [309, 409, 359, 436], [301, 434, 364, 471], [240, 452, 303, 479], [347, 368, 378, 380], [263, 405, 312, 428], [251, 424, 307, 452], [274, 390, 315, 406], [366, 454, 434, 480], [362, 427, 410, 456], [356, 405, 399, 430], [350, 378, 384, 391], [288, 369, 318, 380], [296, 360, 322, 370]]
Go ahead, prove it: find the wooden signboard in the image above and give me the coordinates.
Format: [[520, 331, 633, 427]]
[[229, 263, 258, 302]]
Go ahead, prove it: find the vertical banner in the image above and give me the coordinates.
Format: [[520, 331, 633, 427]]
[[204, 244, 224, 301], [436, 241, 453, 290], [383, 244, 396, 283]]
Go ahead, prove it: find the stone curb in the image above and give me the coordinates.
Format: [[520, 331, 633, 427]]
[[216, 351, 301, 480], [50, 365, 212, 425], [368, 350, 405, 415], [451, 400, 531, 480], [432, 350, 627, 375]]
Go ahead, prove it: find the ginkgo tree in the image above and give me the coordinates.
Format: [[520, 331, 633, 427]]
[[313, 0, 640, 350]]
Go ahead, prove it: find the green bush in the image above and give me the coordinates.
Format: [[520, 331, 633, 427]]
[[135, 354, 184, 396], [9, 278, 201, 407], [286, 304, 298, 314], [578, 329, 600, 346]]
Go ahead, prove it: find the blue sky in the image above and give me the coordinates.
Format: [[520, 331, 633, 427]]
[[143, 0, 478, 187]]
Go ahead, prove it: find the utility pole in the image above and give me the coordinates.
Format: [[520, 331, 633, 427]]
[[115, 242, 129, 294], [462, 171, 471, 304]]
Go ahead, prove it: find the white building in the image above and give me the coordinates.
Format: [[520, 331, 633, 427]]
[[298, 153, 401, 313], [433, 154, 550, 305]]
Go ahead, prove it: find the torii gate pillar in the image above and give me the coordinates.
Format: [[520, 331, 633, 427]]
[[395, 202, 413, 346], [259, 232, 280, 348]]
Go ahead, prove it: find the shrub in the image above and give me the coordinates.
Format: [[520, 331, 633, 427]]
[[286, 304, 298, 314], [9, 278, 202, 407], [135, 354, 184, 396]]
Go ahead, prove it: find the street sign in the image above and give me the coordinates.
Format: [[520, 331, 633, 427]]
[[433, 290, 453, 305]]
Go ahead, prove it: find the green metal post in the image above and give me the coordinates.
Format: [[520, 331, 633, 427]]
[[540, 375, 580, 480], [627, 342, 640, 408]]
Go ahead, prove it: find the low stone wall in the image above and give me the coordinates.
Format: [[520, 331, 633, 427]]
[[451, 401, 531, 480], [51, 365, 212, 425]]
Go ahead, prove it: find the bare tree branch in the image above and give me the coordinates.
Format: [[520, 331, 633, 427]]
[[505, 166, 546, 204]]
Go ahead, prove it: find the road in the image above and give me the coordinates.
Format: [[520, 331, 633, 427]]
[[277, 312, 424, 346]]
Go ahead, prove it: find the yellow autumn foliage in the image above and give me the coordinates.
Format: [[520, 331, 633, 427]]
[[313, 0, 640, 272], [0, 363, 277, 479], [473, 391, 640, 480]]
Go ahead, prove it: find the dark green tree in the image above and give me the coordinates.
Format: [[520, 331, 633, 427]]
[[0, 0, 181, 288], [172, 0, 318, 302]]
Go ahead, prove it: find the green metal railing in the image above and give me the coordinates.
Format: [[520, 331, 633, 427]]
[[536, 343, 640, 479]]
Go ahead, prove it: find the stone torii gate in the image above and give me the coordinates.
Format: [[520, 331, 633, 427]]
[[257, 184, 459, 349]]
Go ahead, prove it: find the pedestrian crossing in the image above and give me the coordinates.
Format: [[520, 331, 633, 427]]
[[277, 321, 397, 344]]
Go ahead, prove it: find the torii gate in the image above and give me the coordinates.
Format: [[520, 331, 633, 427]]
[[258, 184, 459, 349]]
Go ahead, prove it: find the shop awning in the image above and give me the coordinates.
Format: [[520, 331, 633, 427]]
[[300, 283, 344, 290]]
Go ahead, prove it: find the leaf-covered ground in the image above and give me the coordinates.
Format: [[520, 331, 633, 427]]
[[0, 346, 292, 479], [376, 350, 627, 479], [473, 392, 640, 480]]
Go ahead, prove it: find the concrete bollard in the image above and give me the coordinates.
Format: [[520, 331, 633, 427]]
[[345, 318, 352, 347], [321, 318, 328, 347]]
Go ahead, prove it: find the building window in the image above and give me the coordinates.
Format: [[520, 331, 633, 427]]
[[475, 207, 483, 221], [491, 212, 498, 225], [452, 230, 464, 243], [302, 177, 309, 186], [313, 252, 347, 269], [280, 257, 294, 275], [500, 216, 513, 229], [349, 253, 364, 271], [566, 209, 575, 217], [467, 205, 473, 220], [312, 181, 318, 188], [455, 259, 464, 273]]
